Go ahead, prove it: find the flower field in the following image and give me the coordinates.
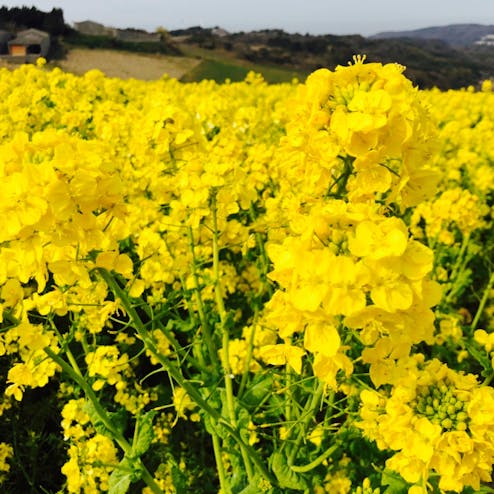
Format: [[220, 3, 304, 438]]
[[1, 56, 494, 493]]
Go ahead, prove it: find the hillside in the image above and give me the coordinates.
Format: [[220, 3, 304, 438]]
[[169, 27, 490, 89], [51, 27, 494, 89], [2, 5, 494, 89], [370, 23, 494, 47], [56, 48, 201, 80]]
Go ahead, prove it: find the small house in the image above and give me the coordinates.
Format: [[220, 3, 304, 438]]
[[8, 28, 50, 57], [475, 34, 494, 46], [73, 20, 114, 37], [114, 28, 162, 43], [211, 27, 229, 38]]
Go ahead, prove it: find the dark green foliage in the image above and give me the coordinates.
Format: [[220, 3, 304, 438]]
[[0, 383, 66, 494], [63, 31, 182, 56], [0, 5, 67, 35], [179, 28, 494, 89]]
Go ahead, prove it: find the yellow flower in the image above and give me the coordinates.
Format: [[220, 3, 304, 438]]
[[474, 329, 494, 352], [312, 351, 353, 389], [172, 386, 198, 420], [481, 79, 493, 92], [358, 359, 494, 492], [95, 251, 134, 278], [304, 322, 340, 357], [258, 343, 306, 374], [5, 363, 34, 400], [0, 442, 13, 484], [85, 345, 129, 391], [218, 338, 261, 375]]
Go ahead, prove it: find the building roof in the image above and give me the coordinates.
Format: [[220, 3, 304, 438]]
[[9, 28, 50, 45], [74, 20, 105, 29], [73, 20, 113, 36]]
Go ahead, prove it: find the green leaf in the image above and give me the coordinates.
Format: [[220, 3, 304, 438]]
[[464, 340, 492, 375], [237, 405, 250, 442], [108, 457, 140, 494], [271, 452, 307, 491], [229, 448, 247, 492], [237, 475, 273, 494], [169, 458, 188, 494], [131, 410, 156, 458], [381, 468, 408, 494], [203, 414, 215, 436], [237, 484, 261, 494], [82, 401, 127, 439], [108, 469, 132, 494], [241, 374, 273, 409]]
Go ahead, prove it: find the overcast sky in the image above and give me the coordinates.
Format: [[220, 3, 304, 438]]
[[2, 0, 494, 36]]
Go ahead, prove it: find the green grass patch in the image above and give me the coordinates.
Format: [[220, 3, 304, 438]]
[[180, 59, 249, 83], [180, 58, 307, 84]]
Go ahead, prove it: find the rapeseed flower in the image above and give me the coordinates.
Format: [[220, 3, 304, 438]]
[[358, 358, 494, 491]]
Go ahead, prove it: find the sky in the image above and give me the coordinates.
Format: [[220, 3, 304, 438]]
[[2, 0, 494, 36]]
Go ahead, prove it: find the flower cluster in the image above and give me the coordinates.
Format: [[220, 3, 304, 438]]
[[358, 358, 494, 492], [261, 58, 440, 391], [61, 399, 120, 493], [1, 58, 494, 494]]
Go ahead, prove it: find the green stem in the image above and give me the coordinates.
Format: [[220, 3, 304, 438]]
[[471, 271, 494, 332], [44, 347, 163, 494], [287, 380, 324, 466], [211, 192, 254, 482], [285, 366, 293, 425], [327, 156, 354, 198], [99, 268, 275, 486], [175, 273, 207, 370], [211, 426, 231, 494], [484, 372, 494, 387], [237, 313, 258, 398], [248, 203, 272, 300], [290, 443, 340, 473], [187, 226, 219, 367], [444, 233, 471, 304], [139, 303, 205, 372], [49, 318, 85, 380]]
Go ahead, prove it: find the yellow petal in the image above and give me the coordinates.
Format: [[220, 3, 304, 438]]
[[304, 323, 340, 357]]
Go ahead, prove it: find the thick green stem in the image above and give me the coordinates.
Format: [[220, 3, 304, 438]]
[[285, 366, 293, 425], [187, 226, 219, 367], [471, 271, 494, 332], [99, 268, 275, 486], [44, 347, 163, 494], [211, 426, 231, 494], [211, 193, 254, 482], [287, 380, 325, 466], [290, 443, 340, 473], [238, 313, 258, 398]]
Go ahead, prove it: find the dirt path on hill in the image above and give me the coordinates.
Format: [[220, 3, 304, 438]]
[[56, 48, 201, 80]]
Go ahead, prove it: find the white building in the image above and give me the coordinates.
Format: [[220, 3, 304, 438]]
[[475, 34, 494, 46]]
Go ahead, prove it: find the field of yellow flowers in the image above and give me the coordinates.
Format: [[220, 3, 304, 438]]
[[1, 56, 494, 494]]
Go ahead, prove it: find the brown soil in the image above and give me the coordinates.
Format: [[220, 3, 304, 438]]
[[55, 48, 201, 80]]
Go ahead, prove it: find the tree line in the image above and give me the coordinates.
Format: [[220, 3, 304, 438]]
[[0, 5, 67, 35]]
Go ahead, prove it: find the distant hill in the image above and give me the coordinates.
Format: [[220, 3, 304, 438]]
[[370, 23, 494, 47], [169, 27, 491, 89], [2, 4, 494, 90]]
